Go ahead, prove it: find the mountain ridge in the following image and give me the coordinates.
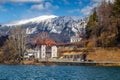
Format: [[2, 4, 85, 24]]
[[4, 15, 57, 26], [1, 15, 87, 43]]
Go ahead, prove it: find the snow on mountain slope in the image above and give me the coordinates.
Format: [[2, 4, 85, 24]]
[[1, 15, 87, 42], [5, 15, 57, 26], [26, 27, 37, 34]]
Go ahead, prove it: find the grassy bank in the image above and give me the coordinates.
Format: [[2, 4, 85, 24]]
[[87, 48, 120, 61]]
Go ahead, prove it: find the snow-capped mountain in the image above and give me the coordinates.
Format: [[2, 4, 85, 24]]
[[1, 15, 87, 42], [5, 15, 57, 26]]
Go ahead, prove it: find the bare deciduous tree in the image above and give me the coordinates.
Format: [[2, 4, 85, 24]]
[[10, 27, 26, 61]]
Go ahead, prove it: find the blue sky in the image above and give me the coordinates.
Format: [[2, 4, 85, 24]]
[[0, 0, 103, 24]]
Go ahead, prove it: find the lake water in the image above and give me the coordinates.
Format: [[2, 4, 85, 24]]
[[0, 65, 120, 80]]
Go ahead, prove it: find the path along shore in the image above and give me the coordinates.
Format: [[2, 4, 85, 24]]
[[23, 59, 120, 66]]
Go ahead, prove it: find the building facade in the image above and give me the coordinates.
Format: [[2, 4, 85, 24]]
[[41, 45, 46, 58], [24, 49, 38, 60], [51, 46, 58, 58], [24, 45, 58, 60]]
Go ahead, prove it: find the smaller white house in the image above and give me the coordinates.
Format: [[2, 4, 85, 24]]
[[24, 49, 38, 60], [70, 36, 82, 43]]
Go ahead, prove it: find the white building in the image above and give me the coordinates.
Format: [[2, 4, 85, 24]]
[[24, 45, 58, 60], [51, 46, 58, 58], [24, 49, 38, 60], [70, 36, 82, 43], [41, 45, 46, 58]]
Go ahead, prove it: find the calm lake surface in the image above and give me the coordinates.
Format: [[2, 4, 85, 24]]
[[0, 65, 120, 80]]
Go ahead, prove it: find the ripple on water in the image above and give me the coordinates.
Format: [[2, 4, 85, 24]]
[[0, 65, 120, 80]]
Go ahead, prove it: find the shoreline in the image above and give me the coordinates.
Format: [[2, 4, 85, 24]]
[[22, 61, 120, 66], [1, 60, 120, 66]]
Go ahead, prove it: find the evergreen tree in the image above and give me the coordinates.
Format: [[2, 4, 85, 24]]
[[113, 0, 120, 44], [113, 0, 120, 17], [86, 10, 99, 39]]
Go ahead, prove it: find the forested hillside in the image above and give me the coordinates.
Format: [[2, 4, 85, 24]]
[[86, 0, 120, 47]]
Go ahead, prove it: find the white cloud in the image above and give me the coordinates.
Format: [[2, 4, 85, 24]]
[[0, 0, 43, 3], [68, 0, 107, 16], [67, 0, 96, 16], [80, 0, 115, 16], [91, 0, 114, 3], [31, 4, 44, 10], [91, 0, 102, 3], [45, 2, 52, 9], [31, 2, 59, 11], [68, 4, 97, 16], [0, 5, 7, 12], [80, 6, 93, 16], [68, 9, 80, 13], [62, 0, 70, 5], [45, 2, 59, 9]]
